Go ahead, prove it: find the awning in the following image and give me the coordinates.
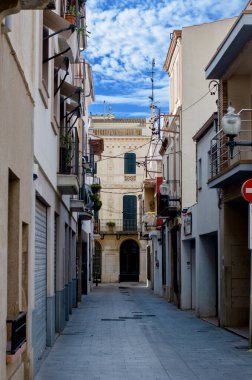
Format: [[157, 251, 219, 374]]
[[43, 10, 78, 63], [61, 81, 81, 103]]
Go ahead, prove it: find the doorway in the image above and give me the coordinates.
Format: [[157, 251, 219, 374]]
[[120, 240, 139, 282], [93, 241, 102, 283]]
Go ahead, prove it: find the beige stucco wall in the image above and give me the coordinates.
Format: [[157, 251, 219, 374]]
[[92, 118, 150, 283], [0, 29, 33, 380], [181, 17, 236, 208], [99, 236, 147, 283]]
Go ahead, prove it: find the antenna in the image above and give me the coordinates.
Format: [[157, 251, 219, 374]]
[[150, 58, 155, 106]]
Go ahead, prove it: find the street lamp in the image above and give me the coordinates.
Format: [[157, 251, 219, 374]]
[[222, 106, 252, 159]]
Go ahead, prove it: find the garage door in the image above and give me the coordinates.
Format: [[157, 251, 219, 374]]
[[34, 199, 47, 371]]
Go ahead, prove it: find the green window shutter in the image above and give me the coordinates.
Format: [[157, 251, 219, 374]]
[[123, 195, 137, 231], [124, 153, 136, 174]]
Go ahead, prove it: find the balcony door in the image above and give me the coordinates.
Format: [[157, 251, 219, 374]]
[[120, 239, 139, 282], [123, 195, 137, 231]]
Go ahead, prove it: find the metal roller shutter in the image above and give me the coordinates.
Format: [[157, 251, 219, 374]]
[[34, 200, 47, 369]]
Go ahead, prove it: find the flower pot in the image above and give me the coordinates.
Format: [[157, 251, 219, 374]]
[[65, 14, 76, 25]]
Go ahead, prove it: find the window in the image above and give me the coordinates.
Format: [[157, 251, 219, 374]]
[[124, 153, 136, 174], [123, 195, 137, 231], [42, 26, 49, 88], [198, 158, 202, 190]]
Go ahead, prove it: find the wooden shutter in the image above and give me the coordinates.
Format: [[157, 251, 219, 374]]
[[124, 153, 136, 174], [123, 195, 137, 230]]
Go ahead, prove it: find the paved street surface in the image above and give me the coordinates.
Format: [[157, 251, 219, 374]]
[[36, 284, 252, 380]]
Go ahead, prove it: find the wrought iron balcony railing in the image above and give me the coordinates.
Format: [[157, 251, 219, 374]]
[[59, 126, 79, 176], [6, 312, 26, 355], [100, 219, 140, 233]]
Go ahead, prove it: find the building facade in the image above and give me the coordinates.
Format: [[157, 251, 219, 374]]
[[91, 116, 152, 284], [206, 1, 252, 340], [0, 1, 96, 378], [161, 18, 235, 308]]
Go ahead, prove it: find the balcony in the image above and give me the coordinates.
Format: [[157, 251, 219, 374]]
[[57, 126, 79, 195], [208, 116, 252, 188], [6, 312, 26, 363], [0, 0, 54, 18], [158, 180, 181, 218], [100, 219, 140, 234], [70, 198, 85, 212]]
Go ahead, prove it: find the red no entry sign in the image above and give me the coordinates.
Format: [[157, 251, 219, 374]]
[[241, 179, 252, 202]]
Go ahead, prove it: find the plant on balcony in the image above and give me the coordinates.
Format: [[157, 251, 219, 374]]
[[65, 1, 77, 24], [60, 132, 72, 174], [90, 184, 101, 194], [149, 200, 155, 212], [106, 221, 115, 229], [89, 183, 102, 211], [90, 193, 102, 211]]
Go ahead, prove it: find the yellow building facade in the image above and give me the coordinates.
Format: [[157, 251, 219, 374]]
[[91, 115, 152, 283]]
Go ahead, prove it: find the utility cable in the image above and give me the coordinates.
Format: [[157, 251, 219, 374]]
[[98, 138, 155, 162]]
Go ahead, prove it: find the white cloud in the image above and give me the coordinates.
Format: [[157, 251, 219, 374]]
[[85, 0, 247, 113]]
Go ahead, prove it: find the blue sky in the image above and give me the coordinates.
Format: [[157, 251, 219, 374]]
[[84, 0, 248, 118]]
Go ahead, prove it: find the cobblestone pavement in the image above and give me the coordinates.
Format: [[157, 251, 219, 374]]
[[36, 283, 252, 380]]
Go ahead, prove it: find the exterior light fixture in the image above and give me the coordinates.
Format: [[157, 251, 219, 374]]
[[222, 106, 252, 159]]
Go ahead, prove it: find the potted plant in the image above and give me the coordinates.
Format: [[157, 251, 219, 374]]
[[90, 184, 102, 211], [60, 132, 72, 174], [106, 221, 115, 231], [149, 200, 155, 212], [65, 1, 76, 24], [90, 184, 101, 194]]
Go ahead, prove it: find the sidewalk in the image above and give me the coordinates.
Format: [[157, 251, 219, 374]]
[[36, 283, 252, 380]]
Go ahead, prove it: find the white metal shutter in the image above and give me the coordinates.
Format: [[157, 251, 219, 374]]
[[34, 200, 47, 366]]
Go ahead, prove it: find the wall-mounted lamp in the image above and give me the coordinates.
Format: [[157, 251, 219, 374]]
[[222, 106, 252, 159]]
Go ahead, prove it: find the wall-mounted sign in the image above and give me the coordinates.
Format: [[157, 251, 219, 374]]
[[184, 212, 192, 236]]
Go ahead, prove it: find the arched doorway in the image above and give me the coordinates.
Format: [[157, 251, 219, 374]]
[[120, 240, 139, 282], [93, 241, 102, 283]]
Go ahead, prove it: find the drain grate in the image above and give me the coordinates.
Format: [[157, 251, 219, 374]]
[[119, 316, 142, 320], [101, 318, 125, 321], [61, 332, 86, 335], [140, 315, 156, 317]]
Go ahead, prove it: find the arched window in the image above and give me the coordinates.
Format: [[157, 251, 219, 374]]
[[124, 153, 136, 174]]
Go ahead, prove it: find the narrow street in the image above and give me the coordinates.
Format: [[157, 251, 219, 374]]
[[36, 284, 252, 380]]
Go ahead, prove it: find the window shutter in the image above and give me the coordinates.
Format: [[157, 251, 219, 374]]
[[124, 153, 136, 174], [123, 195, 137, 230]]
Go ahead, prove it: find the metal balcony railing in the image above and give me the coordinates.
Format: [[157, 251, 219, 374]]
[[6, 312, 26, 355], [158, 180, 181, 218], [209, 116, 252, 180], [59, 126, 79, 176], [61, 0, 87, 50], [100, 219, 141, 233], [166, 180, 181, 206]]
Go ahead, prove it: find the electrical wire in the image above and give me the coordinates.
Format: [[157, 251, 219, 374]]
[[146, 137, 161, 180], [100, 190, 141, 195], [98, 138, 155, 162], [182, 90, 210, 113]]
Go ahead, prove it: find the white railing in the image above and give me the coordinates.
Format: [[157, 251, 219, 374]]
[[209, 115, 252, 180]]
